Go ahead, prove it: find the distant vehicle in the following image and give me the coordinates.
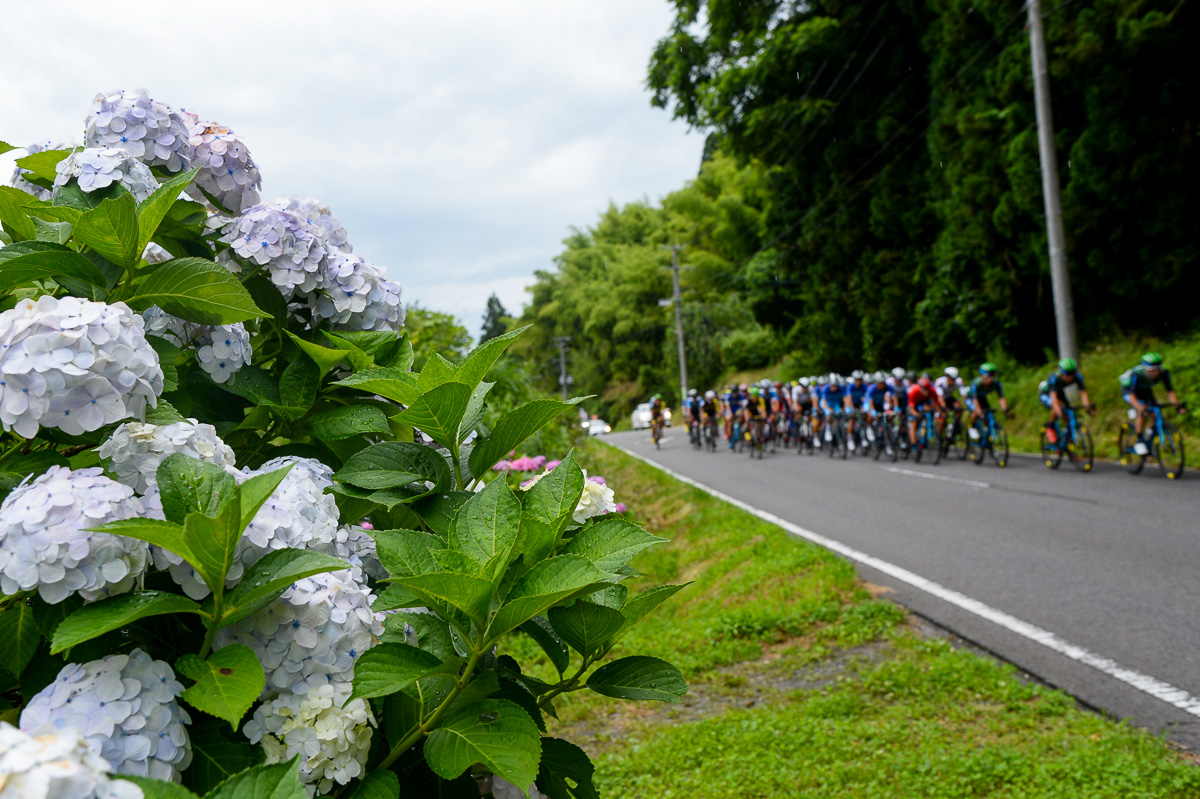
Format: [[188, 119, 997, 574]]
[[584, 419, 612, 436], [631, 403, 671, 430]]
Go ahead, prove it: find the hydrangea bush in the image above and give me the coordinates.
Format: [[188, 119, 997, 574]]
[[0, 91, 685, 799]]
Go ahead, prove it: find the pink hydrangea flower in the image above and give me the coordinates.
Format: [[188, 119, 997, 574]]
[[544, 460, 562, 471], [588, 475, 607, 485], [531, 455, 547, 469], [614, 502, 628, 513], [509, 456, 538, 472], [493, 460, 512, 472]]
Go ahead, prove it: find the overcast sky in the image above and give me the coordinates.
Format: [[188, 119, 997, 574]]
[[0, 2, 703, 339]]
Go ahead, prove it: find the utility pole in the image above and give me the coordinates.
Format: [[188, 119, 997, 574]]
[[552, 336, 571, 401], [661, 244, 689, 406], [1027, 0, 1078, 360]]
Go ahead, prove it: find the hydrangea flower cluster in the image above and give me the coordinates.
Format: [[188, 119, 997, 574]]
[[311, 253, 404, 332], [9, 139, 76, 200], [243, 681, 374, 795], [52, 148, 160, 203], [214, 568, 383, 694], [98, 419, 236, 495], [142, 306, 252, 384], [0, 723, 143, 799], [20, 650, 192, 783], [0, 296, 164, 438], [284, 197, 351, 253], [223, 203, 327, 297], [85, 89, 193, 173], [520, 468, 617, 523], [187, 121, 262, 214], [0, 466, 147, 604]]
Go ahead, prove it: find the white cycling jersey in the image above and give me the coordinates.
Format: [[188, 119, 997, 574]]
[[791, 385, 811, 405], [935, 375, 966, 399]]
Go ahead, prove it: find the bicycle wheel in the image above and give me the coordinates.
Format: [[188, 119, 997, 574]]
[[886, 424, 899, 462], [838, 421, 849, 459], [1117, 424, 1145, 475], [1155, 422, 1185, 480], [1070, 423, 1094, 473], [967, 421, 984, 464], [991, 427, 1009, 468], [1040, 428, 1062, 470], [953, 417, 969, 460]]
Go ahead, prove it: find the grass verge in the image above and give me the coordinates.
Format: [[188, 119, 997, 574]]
[[513, 438, 1200, 797]]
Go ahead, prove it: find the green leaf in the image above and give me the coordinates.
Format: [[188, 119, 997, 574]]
[[372, 529, 445, 577], [383, 612, 455, 661], [397, 381, 472, 450], [32, 218, 73, 246], [349, 642, 443, 702], [450, 477, 521, 567], [561, 516, 667, 575], [0, 249, 107, 293], [274, 355, 320, 418], [548, 601, 625, 658], [202, 757, 306, 799], [13, 148, 72, 183], [128, 257, 263, 325], [617, 584, 688, 632], [455, 326, 528, 388], [307, 405, 391, 441], [458, 381, 492, 445], [334, 368, 419, 405], [423, 699, 541, 789], [236, 464, 294, 532], [410, 491, 472, 537], [521, 616, 570, 676], [322, 331, 376, 371], [285, 331, 350, 376], [51, 592, 205, 654], [399, 572, 494, 629], [584, 656, 686, 702], [0, 186, 37, 240], [115, 776, 199, 799], [0, 141, 14, 156], [219, 365, 280, 404], [146, 335, 182, 393], [0, 602, 41, 676], [516, 452, 584, 563], [181, 719, 264, 796], [537, 738, 599, 799], [146, 397, 186, 424], [73, 193, 140, 266], [417, 353, 459, 392], [468, 398, 584, 480], [182, 498, 243, 597], [156, 453, 237, 524], [344, 771, 400, 799], [23, 203, 83, 224], [488, 555, 610, 639], [221, 549, 348, 628], [89, 518, 195, 566], [177, 645, 266, 730], [335, 441, 451, 492], [136, 167, 201, 256]]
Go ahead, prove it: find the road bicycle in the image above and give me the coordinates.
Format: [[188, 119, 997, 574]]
[[651, 416, 664, 450], [940, 406, 970, 461], [890, 410, 911, 460], [746, 416, 768, 459], [794, 411, 815, 455], [688, 417, 703, 450], [825, 412, 849, 459], [912, 408, 942, 464], [968, 408, 1009, 468], [702, 416, 719, 452], [1040, 405, 1092, 472], [869, 410, 899, 462], [1118, 404, 1186, 480]]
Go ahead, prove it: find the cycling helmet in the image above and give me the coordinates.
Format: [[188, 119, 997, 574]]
[[687, 388, 698, 397], [1142, 352, 1163, 366], [918, 373, 932, 388], [905, 370, 916, 381], [979, 362, 997, 376], [705, 390, 716, 400], [799, 377, 810, 387], [827, 372, 839, 384], [1057, 358, 1076, 374], [816, 375, 828, 386], [739, 383, 749, 391], [760, 378, 772, 388], [875, 371, 887, 383], [851, 369, 865, 381], [892, 367, 905, 379], [944, 366, 959, 379], [652, 393, 661, 399], [749, 386, 760, 396]]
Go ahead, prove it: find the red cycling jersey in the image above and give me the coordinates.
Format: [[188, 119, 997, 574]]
[[908, 383, 937, 406]]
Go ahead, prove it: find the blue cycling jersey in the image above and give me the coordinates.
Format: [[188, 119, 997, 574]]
[[1046, 371, 1084, 398], [864, 383, 893, 410], [820, 385, 845, 410], [847, 382, 868, 405]]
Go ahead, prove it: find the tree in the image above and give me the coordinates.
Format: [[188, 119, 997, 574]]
[[479, 293, 510, 343]]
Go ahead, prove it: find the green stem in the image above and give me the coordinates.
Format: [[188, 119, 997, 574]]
[[451, 451, 464, 490], [537, 657, 592, 711], [197, 591, 224, 659]]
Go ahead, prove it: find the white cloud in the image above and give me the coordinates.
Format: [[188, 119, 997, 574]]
[[0, 1, 704, 334]]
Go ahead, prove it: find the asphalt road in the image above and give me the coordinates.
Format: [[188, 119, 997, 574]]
[[605, 427, 1200, 749]]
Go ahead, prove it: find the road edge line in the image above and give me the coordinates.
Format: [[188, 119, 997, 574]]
[[600, 438, 1200, 718]]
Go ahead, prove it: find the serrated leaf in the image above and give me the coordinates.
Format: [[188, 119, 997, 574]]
[[455, 326, 528, 388], [335, 441, 451, 492], [221, 549, 347, 628], [13, 148, 71, 182], [423, 699, 541, 789], [345, 771, 400, 799], [322, 331, 376, 371], [561, 516, 667, 575], [449, 477, 521, 566], [219, 365, 279, 404], [0, 603, 41, 676], [372, 529, 445, 578], [537, 738, 599, 799], [145, 397, 186, 424], [399, 572, 494, 630], [516, 451, 584, 563], [115, 777, 198, 799], [136, 167, 200, 256], [237, 464, 294, 532], [181, 719, 264, 796], [73, 192, 140, 266], [177, 645, 265, 730], [0, 141, 14, 156], [0, 186, 37, 241], [202, 756, 305, 799], [271, 355, 319, 420], [487, 555, 610, 639], [397, 381, 472, 450], [382, 612, 455, 660], [334, 368, 419, 405], [128, 257, 263, 325], [349, 642, 443, 701], [617, 584, 688, 631], [417, 353, 458, 392], [156, 453, 237, 524], [410, 491, 472, 537], [0, 249, 107, 293], [585, 656, 686, 702], [182, 498, 243, 598], [307, 405, 390, 441], [521, 616, 570, 676], [548, 601, 625, 658], [467, 398, 584, 480], [51, 592, 205, 654], [285, 331, 350, 376], [89, 518, 194, 566]]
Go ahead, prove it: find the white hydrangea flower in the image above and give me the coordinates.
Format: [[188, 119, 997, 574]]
[[53, 147, 160, 203], [9, 139, 77, 201], [187, 121, 261, 214], [491, 777, 548, 799], [141, 243, 171, 264], [85, 89, 193, 173], [19, 650, 191, 783], [0, 722, 144, 799], [310, 253, 404, 333], [142, 306, 252, 384], [243, 682, 373, 796], [152, 457, 340, 600], [283, 197, 352, 253], [213, 568, 383, 695], [573, 470, 616, 523], [319, 525, 385, 582], [98, 419, 236, 495], [222, 203, 326, 298], [0, 296, 164, 439], [0, 466, 147, 604]]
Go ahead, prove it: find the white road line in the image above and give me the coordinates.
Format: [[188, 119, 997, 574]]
[[883, 466, 990, 489], [602, 440, 1200, 718]]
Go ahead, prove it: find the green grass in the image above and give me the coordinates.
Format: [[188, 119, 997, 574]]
[[525, 439, 1200, 797]]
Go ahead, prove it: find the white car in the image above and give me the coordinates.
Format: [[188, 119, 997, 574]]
[[584, 419, 611, 436], [631, 403, 652, 430]]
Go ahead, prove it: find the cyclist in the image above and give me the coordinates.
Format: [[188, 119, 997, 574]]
[[721, 384, 739, 446], [864, 372, 895, 443], [1037, 358, 1092, 445], [702, 390, 721, 445], [907, 373, 944, 446], [649, 393, 666, 441], [967, 362, 1011, 440], [683, 388, 703, 446], [741, 385, 768, 446], [845, 370, 869, 451], [812, 375, 829, 447], [1119, 353, 1186, 455], [820, 373, 846, 447], [935, 367, 965, 437], [791, 377, 814, 420], [887, 367, 910, 416]]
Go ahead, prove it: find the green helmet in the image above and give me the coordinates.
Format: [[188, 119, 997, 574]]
[[979, 362, 997, 376], [1142, 352, 1163, 366], [1058, 357, 1077, 373], [749, 386, 760, 396]]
